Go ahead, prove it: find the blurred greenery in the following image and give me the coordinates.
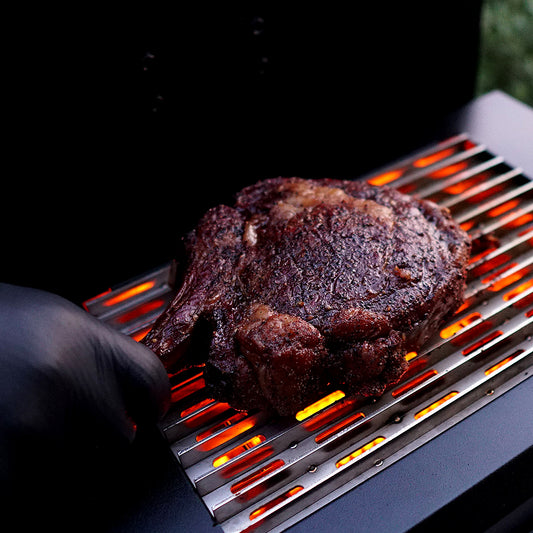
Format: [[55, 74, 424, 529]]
[[477, 0, 533, 105]]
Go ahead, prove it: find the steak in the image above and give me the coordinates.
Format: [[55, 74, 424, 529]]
[[143, 177, 471, 416]]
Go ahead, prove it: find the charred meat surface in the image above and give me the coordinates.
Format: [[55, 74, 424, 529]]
[[143, 178, 471, 416]]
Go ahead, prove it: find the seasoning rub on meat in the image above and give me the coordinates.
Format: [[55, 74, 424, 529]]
[[144, 177, 471, 416]]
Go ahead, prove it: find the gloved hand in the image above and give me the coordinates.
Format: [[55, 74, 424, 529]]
[[0, 283, 170, 486]]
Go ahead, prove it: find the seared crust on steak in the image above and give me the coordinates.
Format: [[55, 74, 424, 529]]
[[143, 177, 471, 416]]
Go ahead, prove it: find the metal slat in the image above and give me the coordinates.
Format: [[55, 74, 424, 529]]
[[454, 178, 533, 224], [415, 155, 505, 200], [440, 167, 523, 209], [205, 277, 533, 522], [470, 200, 533, 240], [386, 144, 488, 190], [361, 133, 471, 183], [468, 222, 533, 272], [465, 250, 533, 301]]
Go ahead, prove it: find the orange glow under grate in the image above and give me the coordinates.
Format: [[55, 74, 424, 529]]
[[115, 299, 166, 324], [413, 147, 457, 168], [429, 161, 469, 179], [460, 220, 476, 232], [231, 459, 286, 495], [503, 278, 533, 302], [414, 392, 458, 420], [213, 435, 266, 468], [440, 312, 482, 339], [511, 289, 533, 310], [462, 330, 503, 356], [102, 281, 156, 307], [336, 437, 385, 468], [485, 350, 523, 376], [183, 401, 232, 430], [453, 301, 471, 315], [303, 398, 360, 433], [220, 445, 275, 480], [315, 412, 365, 444], [485, 265, 525, 293], [198, 416, 258, 452], [82, 288, 112, 310], [487, 199, 521, 218], [196, 412, 249, 442], [468, 247, 500, 266], [452, 320, 494, 349], [470, 253, 512, 279], [131, 325, 152, 342], [505, 213, 533, 229], [405, 351, 418, 362], [171, 376, 205, 403], [295, 390, 345, 422], [83, 136, 533, 524], [518, 225, 533, 237], [249, 486, 304, 521], [517, 296, 533, 312], [443, 172, 488, 195], [391, 369, 438, 398], [467, 184, 506, 204], [367, 169, 404, 186]]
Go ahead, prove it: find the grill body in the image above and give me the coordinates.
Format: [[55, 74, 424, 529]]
[[85, 91, 533, 532]]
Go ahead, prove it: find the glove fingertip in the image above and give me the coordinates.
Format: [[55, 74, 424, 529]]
[[111, 332, 171, 425]]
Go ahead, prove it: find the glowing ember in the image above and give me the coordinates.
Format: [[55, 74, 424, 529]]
[[295, 390, 345, 422], [102, 280, 156, 307], [414, 391, 458, 420], [335, 437, 385, 468]]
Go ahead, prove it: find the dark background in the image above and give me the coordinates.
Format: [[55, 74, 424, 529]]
[[4, 3, 482, 304]]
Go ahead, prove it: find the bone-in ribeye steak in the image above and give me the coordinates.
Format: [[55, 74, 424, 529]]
[[143, 177, 471, 416]]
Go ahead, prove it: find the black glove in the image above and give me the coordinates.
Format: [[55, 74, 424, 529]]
[[0, 283, 170, 487]]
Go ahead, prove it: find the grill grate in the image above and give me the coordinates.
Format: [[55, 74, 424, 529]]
[[85, 133, 533, 533]]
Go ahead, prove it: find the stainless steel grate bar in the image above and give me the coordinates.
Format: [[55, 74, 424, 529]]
[[440, 167, 523, 209], [454, 178, 532, 224], [416, 155, 505, 200], [388, 144, 488, 190]]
